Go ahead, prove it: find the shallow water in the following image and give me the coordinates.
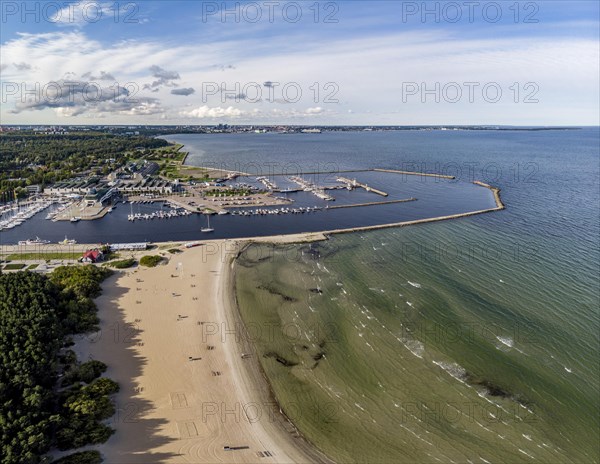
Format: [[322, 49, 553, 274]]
[[233, 128, 600, 463]]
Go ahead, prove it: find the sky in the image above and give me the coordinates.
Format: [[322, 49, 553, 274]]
[[0, 0, 598, 125]]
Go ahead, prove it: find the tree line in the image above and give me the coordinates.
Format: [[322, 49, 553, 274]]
[[0, 266, 118, 463], [0, 133, 169, 200]]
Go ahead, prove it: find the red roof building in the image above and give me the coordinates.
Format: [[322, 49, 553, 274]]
[[82, 249, 103, 263]]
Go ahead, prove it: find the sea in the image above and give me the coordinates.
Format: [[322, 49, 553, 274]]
[[2, 129, 599, 462], [219, 129, 599, 463]]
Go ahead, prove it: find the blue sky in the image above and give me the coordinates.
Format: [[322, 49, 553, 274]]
[[1, 1, 598, 125]]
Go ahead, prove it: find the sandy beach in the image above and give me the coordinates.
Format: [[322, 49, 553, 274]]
[[73, 235, 331, 463]]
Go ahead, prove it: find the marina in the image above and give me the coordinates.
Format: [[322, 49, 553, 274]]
[[0, 200, 54, 231], [0, 168, 499, 245], [127, 201, 194, 222]]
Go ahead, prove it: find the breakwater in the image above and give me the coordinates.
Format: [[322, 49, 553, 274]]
[[373, 168, 456, 179], [327, 198, 416, 210], [320, 181, 504, 236], [473, 181, 505, 209]]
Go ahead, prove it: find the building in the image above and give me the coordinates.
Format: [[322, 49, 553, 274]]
[[44, 178, 103, 195], [109, 242, 148, 251], [82, 249, 104, 263], [139, 161, 160, 177], [83, 188, 101, 207]]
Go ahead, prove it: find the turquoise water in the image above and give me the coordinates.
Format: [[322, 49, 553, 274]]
[[231, 129, 600, 463]]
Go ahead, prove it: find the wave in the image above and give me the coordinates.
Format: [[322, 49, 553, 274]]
[[397, 338, 425, 358], [432, 360, 467, 383], [496, 336, 514, 348]]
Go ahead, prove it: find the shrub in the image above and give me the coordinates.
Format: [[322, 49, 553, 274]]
[[52, 450, 102, 464], [139, 255, 164, 267], [56, 421, 115, 450], [110, 258, 136, 269], [62, 360, 107, 386], [51, 266, 112, 299]]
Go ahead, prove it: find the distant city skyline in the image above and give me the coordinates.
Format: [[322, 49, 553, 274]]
[[1, 1, 598, 125]]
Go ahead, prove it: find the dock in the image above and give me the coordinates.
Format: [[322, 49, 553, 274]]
[[336, 177, 389, 197], [256, 176, 278, 190], [288, 176, 335, 201]]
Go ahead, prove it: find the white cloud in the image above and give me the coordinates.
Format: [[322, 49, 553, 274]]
[[1, 27, 598, 125], [49, 1, 134, 28], [181, 105, 246, 119]]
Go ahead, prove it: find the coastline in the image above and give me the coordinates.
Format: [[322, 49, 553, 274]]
[[221, 242, 335, 464], [72, 236, 331, 463], [65, 181, 505, 463]]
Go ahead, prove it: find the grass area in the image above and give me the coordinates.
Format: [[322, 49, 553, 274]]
[[102, 252, 120, 261], [139, 255, 165, 267], [27, 264, 38, 270], [145, 144, 187, 162], [3, 263, 26, 270], [168, 248, 182, 254], [5, 252, 80, 261], [141, 143, 199, 181], [153, 143, 216, 181], [158, 243, 181, 250], [163, 168, 213, 182]]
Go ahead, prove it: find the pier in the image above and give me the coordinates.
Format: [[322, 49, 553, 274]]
[[256, 176, 278, 190], [336, 177, 389, 197], [288, 176, 335, 201]]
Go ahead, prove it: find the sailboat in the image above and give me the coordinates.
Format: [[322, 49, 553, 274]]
[[128, 202, 135, 221], [59, 235, 77, 245], [201, 215, 214, 233]]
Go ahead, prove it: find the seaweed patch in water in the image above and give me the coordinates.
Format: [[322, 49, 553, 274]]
[[257, 284, 298, 302], [312, 351, 326, 361], [465, 373, 532, 409], [263, 351, 299, 367]]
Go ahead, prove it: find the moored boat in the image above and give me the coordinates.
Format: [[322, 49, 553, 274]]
[[18, 237, 51, 246]]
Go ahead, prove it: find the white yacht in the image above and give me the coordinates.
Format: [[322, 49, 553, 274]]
[[201, 215, 214, 233], [18, 237, 51, 246]]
